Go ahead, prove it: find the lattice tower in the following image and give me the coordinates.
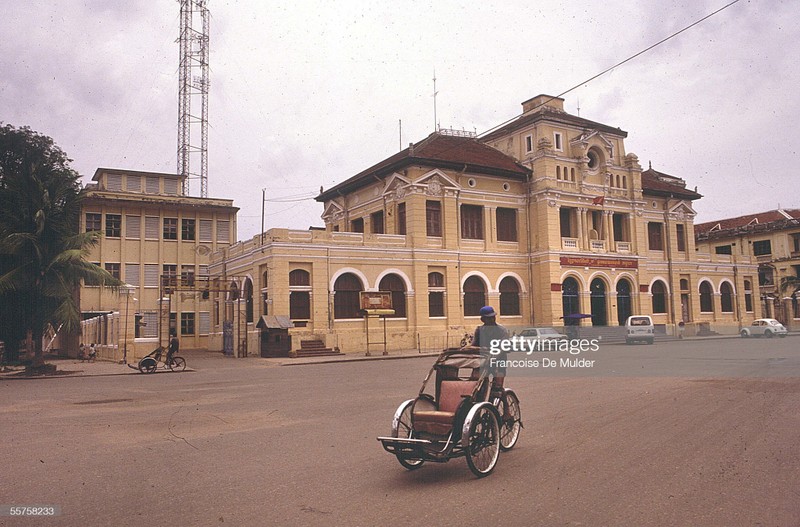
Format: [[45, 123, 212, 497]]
[[177, 0, 210, 197]]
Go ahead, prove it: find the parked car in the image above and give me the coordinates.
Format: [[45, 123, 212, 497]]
[[518, 327, 568, 342], [625, 315, 654, 345], [740, 318, 788, 338]]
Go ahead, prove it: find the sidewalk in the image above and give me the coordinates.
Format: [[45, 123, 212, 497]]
[[2, 330, 797, 379]]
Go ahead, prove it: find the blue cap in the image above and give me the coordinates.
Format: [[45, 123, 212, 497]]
[[479, 306, 497, 317]]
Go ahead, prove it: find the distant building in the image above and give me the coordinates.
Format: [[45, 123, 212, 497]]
[[208, 94, 759, 355], [79, 168, 238, 360], [696, 208, 800, 327]]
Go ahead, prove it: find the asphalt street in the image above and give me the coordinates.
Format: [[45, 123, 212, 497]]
[[1, 338, 799, 526]]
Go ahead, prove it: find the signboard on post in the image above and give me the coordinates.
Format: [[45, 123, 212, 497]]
[[360, 291, 393, 311], [360, 292, 393, 356]]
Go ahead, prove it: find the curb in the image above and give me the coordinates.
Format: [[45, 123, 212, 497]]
[[277, 351, 441, 367]]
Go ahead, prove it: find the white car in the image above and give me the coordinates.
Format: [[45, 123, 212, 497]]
[[625, 315, 654, 345], [740, 318, 788, 338], [518, 327, 568, 342]]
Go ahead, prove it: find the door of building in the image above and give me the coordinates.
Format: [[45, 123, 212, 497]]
[[616, 279, 632, 325], [590, 278, 608, 326]]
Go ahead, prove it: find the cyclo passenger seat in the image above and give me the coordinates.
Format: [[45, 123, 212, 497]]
[[412, 380, 478, 435]]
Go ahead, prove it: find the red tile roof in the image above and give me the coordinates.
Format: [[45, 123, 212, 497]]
[[317, 133, 529, 201], [695, 209, 800, 237], [640, 168, 702, 200]]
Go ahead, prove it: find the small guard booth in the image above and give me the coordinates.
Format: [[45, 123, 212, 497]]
[[257, 315, 294, 357]]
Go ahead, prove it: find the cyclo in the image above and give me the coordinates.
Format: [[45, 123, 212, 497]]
[[377, 348, 521, 477], [135, 346, 186, 373]]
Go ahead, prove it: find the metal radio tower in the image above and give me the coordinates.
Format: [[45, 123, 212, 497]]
[[177, 0, 210, 197]]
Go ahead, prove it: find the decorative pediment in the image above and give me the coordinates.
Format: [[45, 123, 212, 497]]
[[382, 172, 412, 200], [668, 201, 697, 220], [321, 200, 345, 222], [413, 169, 461, 197], [570, 129, 615, 156]]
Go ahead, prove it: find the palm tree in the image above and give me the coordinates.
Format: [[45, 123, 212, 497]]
[[779, 275, 800, 323], [0, 124, 120, 367]]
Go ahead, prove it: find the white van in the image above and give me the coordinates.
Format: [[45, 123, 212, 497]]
[[625, 315, 654, 345]]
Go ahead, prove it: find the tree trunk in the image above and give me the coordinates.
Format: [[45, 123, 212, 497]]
[[31, 328, 44, 367]]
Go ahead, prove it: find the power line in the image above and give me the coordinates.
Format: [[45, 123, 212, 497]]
[[479, 0, 742, 138]]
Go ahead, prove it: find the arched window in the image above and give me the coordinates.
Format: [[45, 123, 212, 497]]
[[720, 282, 734, 313], [499, 277, 521, 316], [333, 273, 363, 319], [699, 281, 714, 313], [243, 278, 254, 323], [228, 280, 240, 301], [289, 269, 310, 286], [379, 274, 406, 318], [562, 277, 580, 321], [651, 280, 667, 314], [289, 269, 311, 320], [428, 272, 445, 318], [463, 276, 486, 316]]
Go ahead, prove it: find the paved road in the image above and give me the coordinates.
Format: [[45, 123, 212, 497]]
[[1, 339, 799, 526]]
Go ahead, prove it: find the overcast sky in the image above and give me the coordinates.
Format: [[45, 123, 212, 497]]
[[2, 0, 798, 240]]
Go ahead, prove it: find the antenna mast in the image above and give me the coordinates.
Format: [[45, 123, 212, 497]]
[[432, 70, 438, 132], [178, 0, 210, 197]]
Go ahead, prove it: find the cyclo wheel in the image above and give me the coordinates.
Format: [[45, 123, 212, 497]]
[[498, 391, 521, 451], [138, 357, 157, 374], [464, 405, 500, 477], [169, 356, 186, 372], [392, 400, 424, 470]]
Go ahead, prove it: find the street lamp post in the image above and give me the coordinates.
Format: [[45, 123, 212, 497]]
[[121, 284, 137, 364]]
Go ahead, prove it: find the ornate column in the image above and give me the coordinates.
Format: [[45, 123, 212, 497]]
[[604, 210, 613, 248], [577, 207, 587, 250]]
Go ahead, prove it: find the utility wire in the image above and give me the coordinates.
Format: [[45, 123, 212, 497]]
[[479, 0, 741, 138]]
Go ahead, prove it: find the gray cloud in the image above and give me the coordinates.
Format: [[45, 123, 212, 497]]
[[2, 0, 799, 235]]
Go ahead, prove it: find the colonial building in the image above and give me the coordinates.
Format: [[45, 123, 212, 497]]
[[80, 168, 238, 360], [695, 208, 800, 327], [208, 94, 759, 355]]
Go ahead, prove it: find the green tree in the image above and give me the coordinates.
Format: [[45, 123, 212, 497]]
[[778, 275, 800, 297], [0, 123, 120, 367]]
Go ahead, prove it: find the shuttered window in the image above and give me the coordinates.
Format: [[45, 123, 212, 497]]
[[126, 175, 141, 192], [125, 264, 140, 286], [144, 264, 160, 287], [141, 311, 158, 338], [460, 205, 483, 240], [126, 215, 140, 239], [217, 220, 230, 243], [145, 217, 160, 239], [426, 201, 441, 237], [106, 174, 123, 191], [496, 208, 518, 242], [145, 177, 159, 194], [163, 178, 178, 195], [198, 312, 210, 335], [199, 219, 213, 242]]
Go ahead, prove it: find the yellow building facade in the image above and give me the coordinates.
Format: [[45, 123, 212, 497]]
[[208, 94, 760, 355], [80, 168, 238, 360], [696, 209, 800, 328]]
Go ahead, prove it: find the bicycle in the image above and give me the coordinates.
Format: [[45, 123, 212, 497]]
[[137, 346, 186, 373], [490, 386, 522, 451]]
